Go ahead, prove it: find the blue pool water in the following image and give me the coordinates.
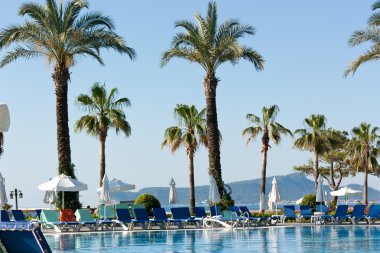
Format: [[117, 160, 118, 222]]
[[45, 226, 380, 252]]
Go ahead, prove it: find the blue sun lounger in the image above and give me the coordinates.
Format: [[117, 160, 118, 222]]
[[319, 205, 349, 224], [11, 210, 27, 222], [171, 207, 200, 228], [194, 207, 207, 218], [132, 208, 153, 229], [152, 207, 183, 229], [0, 210, 11, 222], [365, 205, 380, 225], [113, 209, 132, 230], [297, 205, 313, 222], [281, 205, 297, 223], [347, 205, 366, 224]]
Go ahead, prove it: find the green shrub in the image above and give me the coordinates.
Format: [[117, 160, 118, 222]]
[[134, 193, 161, 216], [300, 194, 316, 211]]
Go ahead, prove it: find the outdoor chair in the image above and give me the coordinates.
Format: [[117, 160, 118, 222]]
[[0, 210, 10, 222], [170, 207, 200, 228], [113, 209, 132, 230], [209, 205, 222, 217], [319, 205, 349, 224], [347, 205, 366, 224], [74, 209, 110, 231], [40, 209, 80, 233], [152, 207, 183, 229], [98, 204, 116, 220], [297, 205, 313, 222], [364, 205, 380, 225], [281, 205, 297, 223], [132, 208, 152, 229], [202, 210, 241, 228], [315, 205, 329, 214], [194, 207, 207, 218], [238, 206, 278, 226], [11, 210, 27, 222]]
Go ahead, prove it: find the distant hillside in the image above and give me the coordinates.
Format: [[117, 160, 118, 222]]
[[120, 172, 380, 205]]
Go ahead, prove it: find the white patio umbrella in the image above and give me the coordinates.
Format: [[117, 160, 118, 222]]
[[209, 175, 220, 215], [38, 174, 88, 209], [268, 192, 274, 211], [259, 192, 268, 212], [316, 175, 325, 212], [330, 186, 362, 204], [108, 178, 135, 192], [296, 197, 304, 204], [96, 178, 135, 203], [169, 178, 179, 205], [99, 174, 111, 220], [0, 172, 8, 209], [43, 190, 56, 207], [269, 177, 281, 214]]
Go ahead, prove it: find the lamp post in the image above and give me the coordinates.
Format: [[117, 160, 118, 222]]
[[9, 189, 23, 210]]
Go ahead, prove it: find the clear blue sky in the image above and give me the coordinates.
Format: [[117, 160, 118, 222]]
[[0, 0, 379, 208]]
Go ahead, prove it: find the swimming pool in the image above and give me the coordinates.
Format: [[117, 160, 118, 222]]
[[45, 226, 380, 252]]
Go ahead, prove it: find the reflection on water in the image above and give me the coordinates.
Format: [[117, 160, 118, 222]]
[[45, 226, 380, 253]]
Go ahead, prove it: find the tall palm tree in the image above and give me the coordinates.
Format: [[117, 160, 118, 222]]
[[346, 123, 380, 205], [161, 104, 208, 213], [242, 105, 292, 213], [75, 83, 131, 187], [0, 0, 136, 209], [344, 1, 380, 77], [294, 114, 331, 191], [161, 2, 264, 200]]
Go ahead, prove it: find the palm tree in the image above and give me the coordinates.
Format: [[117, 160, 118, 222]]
[[294, 114, 331, 191], [344, 1, 380, 77], [161, 2, 264, 200], [161, 104, 208, 213], [346, 123, 380, 205], [0, 0, 136, 209], [242, 105, 292, 213], [75, 83, 131, 187]]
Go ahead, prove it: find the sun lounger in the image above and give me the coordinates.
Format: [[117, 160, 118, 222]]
[[281, 205, 297, 223], [315, 205, 328, 214], [319, 205, 349, 224], [132, 208, 153, 229], [347, 205, 366, 224], [60, 209, 97, 231], [0, 210, 11, 222], [238, 206, 277, 226], [11, 210, 27, 222], [194, 207, 207, 218], [297, 205, 313, 222], [203, 210, 240, 228], [171, 207, 200, 228], [210, 205, 222, 216], [152, 207, 183, 229], [40, 209, 80, 232], [75, 209, 112, 231], [364, 205, 380, 225], [113, 209, 132, 230], [98, 204, 116, 219]]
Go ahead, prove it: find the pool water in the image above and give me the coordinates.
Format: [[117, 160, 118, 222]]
[[45, 226, 380, 252]]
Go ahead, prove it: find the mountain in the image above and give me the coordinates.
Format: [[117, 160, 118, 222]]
[[119, 173, 380, 205]]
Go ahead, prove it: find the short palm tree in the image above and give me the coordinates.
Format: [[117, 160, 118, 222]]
[[344, 1, 380, 76], [75, 83, 131, 187], [161, 2, 264, 199], [294, 114, 331, 191], [161, 104, 208, 213], [242, 105, 292, 213], [0, 0, 135, 209], [346, 123, 380, 205]]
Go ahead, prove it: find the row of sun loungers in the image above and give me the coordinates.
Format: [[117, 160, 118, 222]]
[[281, 204, 380, 225]]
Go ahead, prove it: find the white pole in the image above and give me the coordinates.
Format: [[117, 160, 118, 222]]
[[62, 192, 64, 209]]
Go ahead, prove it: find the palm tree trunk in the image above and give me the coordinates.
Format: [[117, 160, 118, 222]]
[[204, 73, 224, 198], [314, 150, 319, 192], [99, 130, 107, 187], [260, 133, 269, 214], [188, 150, 195, 214], [364, 165, 368, 206], [52, 64, 80, 210], [52, 64, 72, 176]]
